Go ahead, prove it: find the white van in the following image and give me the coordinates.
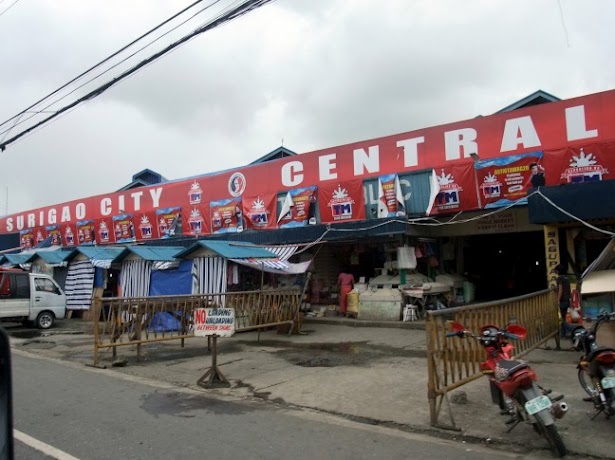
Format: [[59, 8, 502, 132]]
[[0, 270, 66, 329]]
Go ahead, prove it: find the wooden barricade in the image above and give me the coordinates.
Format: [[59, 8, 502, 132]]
[[425, 289, 559, 429], [92, 288, 302, 366]]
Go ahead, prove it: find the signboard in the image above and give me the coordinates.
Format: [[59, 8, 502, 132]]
[[194, 308, 235, 337], [319, 180, 366, 223], [2, 88, 615, 235], [474, 210, 517, 234]]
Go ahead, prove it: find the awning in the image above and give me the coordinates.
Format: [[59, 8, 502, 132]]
[[230, 244, 312, 275], [581, 270, 615, 295]]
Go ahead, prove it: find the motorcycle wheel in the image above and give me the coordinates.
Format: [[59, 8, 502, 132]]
[[540, 422, 567, 458], [578, 368, 598, 398]]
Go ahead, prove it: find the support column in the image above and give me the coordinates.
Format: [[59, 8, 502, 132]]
[[544, 225, 560, 288]]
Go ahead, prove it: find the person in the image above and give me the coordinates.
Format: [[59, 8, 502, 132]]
[[554, 264, 571, 339], [337, 269, 355, 317], [529, 162, 546, 187]]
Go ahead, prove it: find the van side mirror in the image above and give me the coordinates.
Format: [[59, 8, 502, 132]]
[[0, 327, 13, 459]]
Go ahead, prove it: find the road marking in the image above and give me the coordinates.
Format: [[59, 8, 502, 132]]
[[14, 429, 80, 460]]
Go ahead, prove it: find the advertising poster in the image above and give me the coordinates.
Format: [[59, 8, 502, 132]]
[[76, 219, 96, 246], [95, 219, 113, 244], [156, 207, 181, 239], [33, 228, 47, 247], [193, 307, 235, 337], [20, 228, 35, 250], [135, 212, 159, 241], [430, 162, 480, 215], [182, 205, 209, 236], [319, 180, 366, 223], [277, 186, 317, 228], [46, 225, 63, 247], [61, 223, 77, 247], [543, 141, 614, 185], [376, 174, 405, 218], [210, 198, 243, 234], [474, 151, 544, 209], [241, 194, 276, 230], [112, 214, 136, 244]]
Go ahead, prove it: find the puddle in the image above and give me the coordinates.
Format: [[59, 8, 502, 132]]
[[141, 390, 255, 418], [20, 339, 56, 349], [264, 341, 425, 368], [10, 331, 43, 339]]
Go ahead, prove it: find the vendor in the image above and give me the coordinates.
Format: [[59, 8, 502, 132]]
[[337, 269, 355, 317]]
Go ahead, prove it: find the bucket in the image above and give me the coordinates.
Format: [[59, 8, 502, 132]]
[[347, 291, 359, 314], [463, 281, 475, 303]]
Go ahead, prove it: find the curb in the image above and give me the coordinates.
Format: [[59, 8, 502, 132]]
[[303, 317, 426, 330]]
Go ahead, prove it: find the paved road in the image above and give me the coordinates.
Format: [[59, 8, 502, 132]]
[[9, 351, 555, 460]]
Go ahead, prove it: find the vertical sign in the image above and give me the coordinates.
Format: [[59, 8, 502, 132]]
[[544, 225, 560, 288]]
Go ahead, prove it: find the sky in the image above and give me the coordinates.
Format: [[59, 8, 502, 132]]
[[0, 0, 613, 216]]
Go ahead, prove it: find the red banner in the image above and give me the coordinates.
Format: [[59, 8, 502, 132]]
[[210, 198, 243, 234], [134, 212, 159, 241], [277, 186, 317, 228], [430, 161, 480, 215], [474, 151, 544, 208], [543, 141, 615, 185], [242, 194, 276, 230], [20, 229, 35, 250], [46, 225, 63, 247], [319, 180, 366, 223], [76, 220, 96, 245], [2, 88, 615, 235], [33, 227, 47, 247], [61, 223, 77, 247], [156, 207, 181, 239], [111, 214, 136, 244], [183, 205, 209, 236]]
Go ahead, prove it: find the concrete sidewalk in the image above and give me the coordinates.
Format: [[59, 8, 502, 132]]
[[10, 317, 615, 459]]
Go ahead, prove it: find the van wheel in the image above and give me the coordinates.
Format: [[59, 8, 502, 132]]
[[36, 312, 55, 329]]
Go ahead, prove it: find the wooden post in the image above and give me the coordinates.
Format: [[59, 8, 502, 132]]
[[197, 335, 230, 389]]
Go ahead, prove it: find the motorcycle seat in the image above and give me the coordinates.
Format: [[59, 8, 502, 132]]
[[587, 347, 615, 362], [494, 359, 528, 380]]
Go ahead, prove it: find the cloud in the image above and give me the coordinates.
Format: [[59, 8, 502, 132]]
[[0, 0, 614, 216]]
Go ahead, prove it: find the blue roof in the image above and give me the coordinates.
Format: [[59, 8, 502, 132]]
[[66, 246, 126, 262], [29, 249, 72, 265], [0, 253, 33, 266], [174, 240, 277, 260], [112, 246, 184, 263], [495, 90, 560, 114]]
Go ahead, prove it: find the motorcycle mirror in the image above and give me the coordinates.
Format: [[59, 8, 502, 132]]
[[450, 322, 466, 332], [505, 323, 527, 339]]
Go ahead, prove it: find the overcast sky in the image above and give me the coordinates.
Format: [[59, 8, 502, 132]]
[[0, 0, 613, 216]]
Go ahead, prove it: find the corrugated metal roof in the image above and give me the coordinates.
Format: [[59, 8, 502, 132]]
[[66, 246, 126, 262], [31, 249, 72, 265], [582, 237, 615, 278], [175, 240, 277, 260], [1, 253, 32, 266], [113, 246, 184, 263]]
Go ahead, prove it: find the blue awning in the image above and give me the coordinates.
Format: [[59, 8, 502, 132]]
[[174, 240, 277, 260]]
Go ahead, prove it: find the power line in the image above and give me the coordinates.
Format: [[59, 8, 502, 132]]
[[0, 0, 275, 151], [0, 0, 19, 18], [0, 0, 210, 133], [0, 0, 225, 139]]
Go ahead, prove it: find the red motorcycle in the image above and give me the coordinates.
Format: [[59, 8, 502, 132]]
[[447, 322, 568, 457], [572, 311, 615, 418]]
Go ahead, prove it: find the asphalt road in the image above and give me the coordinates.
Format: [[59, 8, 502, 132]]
[[7, 350, 560, 460]]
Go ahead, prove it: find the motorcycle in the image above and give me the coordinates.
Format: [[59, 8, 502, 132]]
[[572, 310, 615, 419], [447, 322, 568, 457]]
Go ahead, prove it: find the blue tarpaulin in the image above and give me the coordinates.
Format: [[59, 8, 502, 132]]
[[149, 260, 192, 296], [148, 311, 184, 332]]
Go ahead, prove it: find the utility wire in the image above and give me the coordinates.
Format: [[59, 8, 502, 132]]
[[0, 0, 274, 151], [0, 0, 208, 132], [0, 0, 19, 18], [0, 0, 224, 138]]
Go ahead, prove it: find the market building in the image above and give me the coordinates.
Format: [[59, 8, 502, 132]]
[[2, 88, 615, 316]]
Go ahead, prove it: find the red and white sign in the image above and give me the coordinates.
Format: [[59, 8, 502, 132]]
[[193, 307, 235, 337], [2, 88, 615, 234], [242, 194, 276, 230], [319, 179, 366, 223]]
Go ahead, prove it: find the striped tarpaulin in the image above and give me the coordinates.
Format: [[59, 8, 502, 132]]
[[192, 256, 227, 306], [120, 259, 152, 297], [65, 260, 95, 310], [230, 244, 312, 274]]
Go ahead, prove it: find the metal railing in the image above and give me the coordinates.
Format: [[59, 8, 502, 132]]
[[92, 288, 303, 366], [425, 289, 559, 429]]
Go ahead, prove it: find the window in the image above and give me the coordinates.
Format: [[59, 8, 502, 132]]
[[34, 278, 60, 295], [14, 275, 30, 299], [0, 274, 11, 297]]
